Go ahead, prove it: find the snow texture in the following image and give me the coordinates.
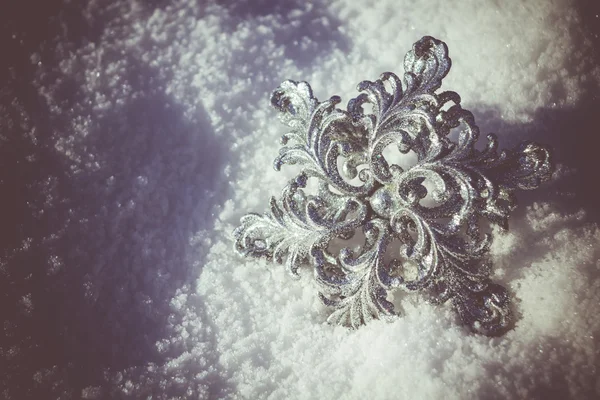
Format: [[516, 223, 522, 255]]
[[1, 0, 599, 399]]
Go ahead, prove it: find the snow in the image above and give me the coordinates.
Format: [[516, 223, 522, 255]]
[[1, 0, 599, 399]]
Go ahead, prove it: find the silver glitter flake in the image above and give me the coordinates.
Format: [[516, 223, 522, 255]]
[[234, 36, 553, 335]]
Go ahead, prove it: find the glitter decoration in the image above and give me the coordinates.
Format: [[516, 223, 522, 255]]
[[233, 36, 553, 336]]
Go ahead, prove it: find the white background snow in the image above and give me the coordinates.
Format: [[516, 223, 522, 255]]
[[1, 0, 599, 399]]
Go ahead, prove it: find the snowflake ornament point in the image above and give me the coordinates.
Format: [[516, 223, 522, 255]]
[[234, 36, 553, 336]]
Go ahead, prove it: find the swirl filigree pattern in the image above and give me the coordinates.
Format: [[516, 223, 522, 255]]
[[233, 36, 553, 335]]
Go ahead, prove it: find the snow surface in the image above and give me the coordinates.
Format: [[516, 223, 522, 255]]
[[1, 0, 600, 399]]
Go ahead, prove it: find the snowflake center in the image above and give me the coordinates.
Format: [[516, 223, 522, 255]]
[[369, 184, 400, 218]]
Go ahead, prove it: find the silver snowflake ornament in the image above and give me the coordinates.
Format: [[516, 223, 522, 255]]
[[234, 36, 553, 336]]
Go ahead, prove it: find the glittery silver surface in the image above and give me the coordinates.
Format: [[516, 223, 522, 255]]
[[234, 36, 553, 336]]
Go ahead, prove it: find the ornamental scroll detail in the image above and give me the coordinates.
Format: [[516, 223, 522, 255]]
[[233, 36, 553, 336]]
